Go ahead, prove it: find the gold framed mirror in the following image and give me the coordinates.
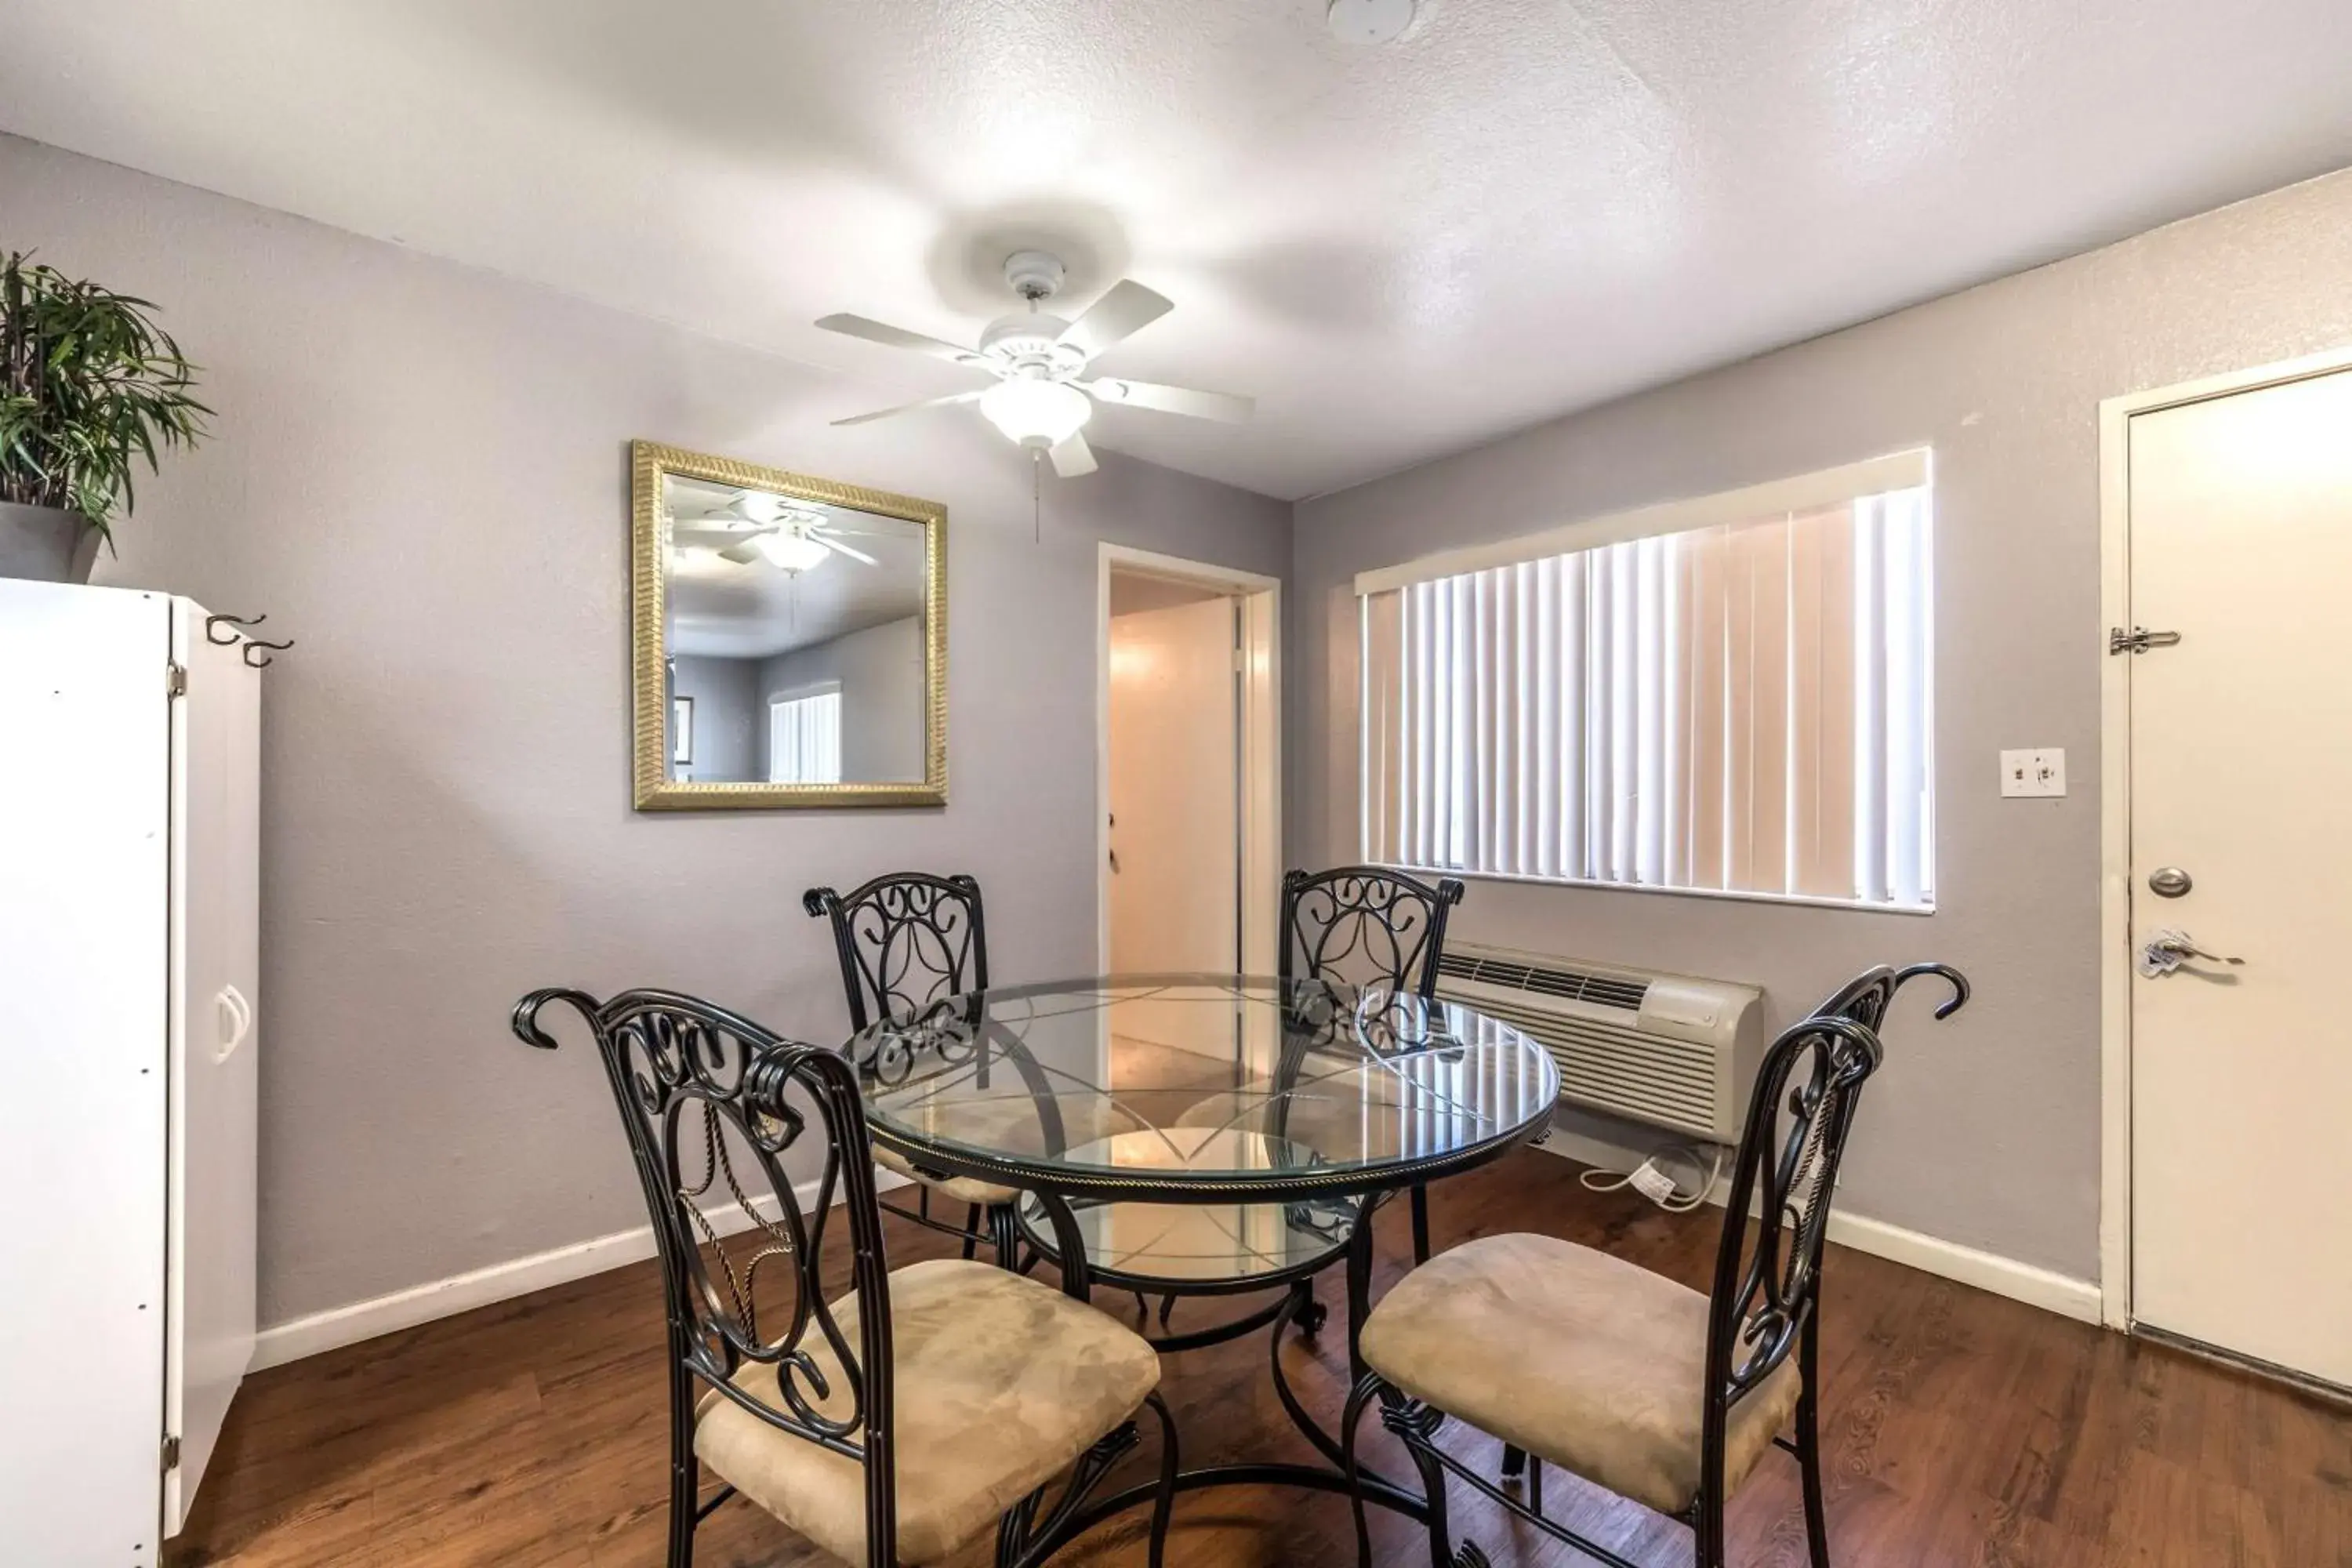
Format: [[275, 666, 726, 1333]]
[[630, 441, 946, 809]]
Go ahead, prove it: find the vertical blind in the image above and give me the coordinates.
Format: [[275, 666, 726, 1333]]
[[768, 689, 843, 785], [1360, 485, 1933, 909]]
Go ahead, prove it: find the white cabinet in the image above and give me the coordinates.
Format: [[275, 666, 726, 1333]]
[[0, 582, 260, 1565]]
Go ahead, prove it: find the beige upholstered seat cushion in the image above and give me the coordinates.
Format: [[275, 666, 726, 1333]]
[[873, 1140, 1020, 1207], [1359, 1232, 1802, 1519], [695, 1257, 1160, 1565]]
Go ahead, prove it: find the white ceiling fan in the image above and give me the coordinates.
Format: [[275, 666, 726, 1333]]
[[818, 250, 1254, 478], [668, 492, 880, 573]]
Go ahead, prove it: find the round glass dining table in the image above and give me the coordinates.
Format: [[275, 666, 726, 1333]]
[[844, 972, 1560, 1530]]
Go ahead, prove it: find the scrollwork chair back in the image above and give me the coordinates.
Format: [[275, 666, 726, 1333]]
[[1812, 960, 1970, 1032], [512, 987, 902, 1565], [804, 872, 989, 1031], [1279, 865, 1466, 1000], [1279, 865, 1466, 1265], [1698, 1013, 1885, 1502]]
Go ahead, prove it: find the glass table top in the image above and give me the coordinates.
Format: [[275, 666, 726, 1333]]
[[847, 974, 1560, 1200]]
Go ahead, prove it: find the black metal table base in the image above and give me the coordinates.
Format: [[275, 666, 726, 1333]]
[[1022, 1191, 1432, 1553], [1052, 1461, 1428, 1550]]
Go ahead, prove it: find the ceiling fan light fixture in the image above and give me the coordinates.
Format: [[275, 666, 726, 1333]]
[[751, 532, 832, 574], [980, 376, 1093, 449]]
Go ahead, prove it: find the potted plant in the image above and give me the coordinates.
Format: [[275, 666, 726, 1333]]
[[1, 252, 209, 583]]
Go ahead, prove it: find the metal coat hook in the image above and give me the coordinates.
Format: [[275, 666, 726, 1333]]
[[204, 612, 293, 667], [241, 635, 294, 669], [205, 612, 267, 645]]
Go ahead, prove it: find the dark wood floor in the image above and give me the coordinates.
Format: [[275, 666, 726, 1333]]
[[172, 1149, 2350, 1566]]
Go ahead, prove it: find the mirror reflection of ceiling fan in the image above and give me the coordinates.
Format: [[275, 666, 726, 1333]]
[[667, 492, 882, 574], [817, 250, 1254, 478]]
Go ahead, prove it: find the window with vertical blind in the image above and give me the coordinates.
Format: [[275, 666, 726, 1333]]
[[1357, 454, 1935, 910], [768, 688, 843, 786]]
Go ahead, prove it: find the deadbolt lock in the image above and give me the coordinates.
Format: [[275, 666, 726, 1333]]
[[2147, 866, 2192, 898]]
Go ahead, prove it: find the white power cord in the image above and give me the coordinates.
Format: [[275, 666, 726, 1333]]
[[1581, 1142, 1726, 1214]]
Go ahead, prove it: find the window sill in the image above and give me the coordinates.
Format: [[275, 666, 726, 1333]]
[[1374, 860, 1936, 916]]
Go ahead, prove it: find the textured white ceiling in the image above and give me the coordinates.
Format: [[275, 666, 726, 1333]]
[[4, 1, 2350, 499]]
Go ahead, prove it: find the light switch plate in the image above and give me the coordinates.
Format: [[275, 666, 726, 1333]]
[[2000, 748, 2066, 797]]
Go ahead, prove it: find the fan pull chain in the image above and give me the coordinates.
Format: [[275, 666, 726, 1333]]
[[1033, 448, 1042, 543]]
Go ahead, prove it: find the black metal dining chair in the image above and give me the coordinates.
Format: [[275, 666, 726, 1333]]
[[1341, 961, 1968, 1568], [513, 985, 1177, 1568], [1491, 956, 1974, 1494], [1279, 864, 1466, 1263], [804, 872, 1026, 1267]]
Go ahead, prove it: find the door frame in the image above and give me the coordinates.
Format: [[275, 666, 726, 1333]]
[[2096, 341, 2352, 1330], [1097, 543, 1283, 978]]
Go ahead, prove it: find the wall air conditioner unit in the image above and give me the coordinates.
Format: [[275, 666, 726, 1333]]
[[1435, 942, 1764, 1145]]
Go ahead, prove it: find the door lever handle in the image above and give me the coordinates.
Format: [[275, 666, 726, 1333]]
[[2138, 928, 2245, 977]]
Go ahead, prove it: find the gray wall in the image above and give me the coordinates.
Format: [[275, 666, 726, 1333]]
[[0, 132, 1290, 1327], [1293, 168, 2352, 1282], [669, 655, 759, 782], [759, 615, 925, 782]]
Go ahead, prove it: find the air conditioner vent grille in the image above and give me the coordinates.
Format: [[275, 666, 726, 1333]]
[[1436, 951, 1650, 1012], [1446, 993, 1722, 1141]]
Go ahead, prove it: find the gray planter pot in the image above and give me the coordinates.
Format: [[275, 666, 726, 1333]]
[[0, 503, 103, 584]]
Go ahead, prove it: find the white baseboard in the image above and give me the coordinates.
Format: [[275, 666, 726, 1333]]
[[1534, 1135, 2103, 1326], [261, 1132, 2110, 1374], [1820, 1209, 2103, 1323], [252, 1169, 909, 1373]]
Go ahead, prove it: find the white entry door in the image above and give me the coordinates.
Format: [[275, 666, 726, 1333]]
[[2127, 365, 2352, 1390], [1109, 590, 1240, 1047]]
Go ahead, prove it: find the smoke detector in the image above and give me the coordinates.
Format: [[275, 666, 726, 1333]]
[[1327, 0, 1417, 45]]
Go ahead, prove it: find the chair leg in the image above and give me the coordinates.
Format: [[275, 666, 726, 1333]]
[[991, 1203, 1022, 1271], [995, 1490, 1040, 1568], [1143, 1390, 1180, 1568], [1495, 1442, 1546, 1513], [1410, 1182, 1431, 1264], [1797, 1318, 1832, 1568], [666, 1350, 699, 1568], [1693, 1477, 1727, 1568], [1340, 1372, 1383, 1568], [1345, 1206, 1376, 1385], [1401, 1414, 1455, 1568], [1294, 1279, 1329, 1335], [961, 1201, 982, 1261]]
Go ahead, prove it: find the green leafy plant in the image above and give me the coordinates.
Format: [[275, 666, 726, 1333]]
[[0, 251, 209, 541]]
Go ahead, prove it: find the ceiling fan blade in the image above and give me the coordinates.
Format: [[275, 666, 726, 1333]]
[[813, 535, 879, 566], [673, 527, 767, 550], [1048, 430, 1098, 479], [815, 314, 983, 365], [717, 542, 764, 565], [1056, 281, 1173, 361], [1084, 377, 1254, 423], [831, 387, 988, 427]]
